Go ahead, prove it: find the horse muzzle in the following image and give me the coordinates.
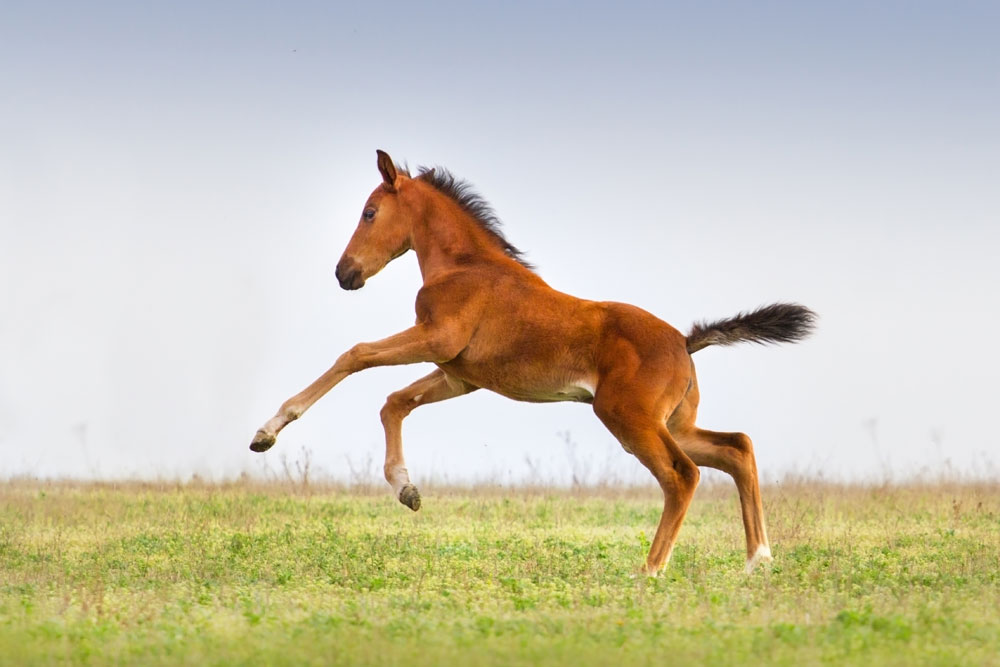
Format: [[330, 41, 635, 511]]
[[335, 258, 366, 290]]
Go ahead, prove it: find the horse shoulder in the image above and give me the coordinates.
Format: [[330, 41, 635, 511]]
[[411, 271, 495, 359]]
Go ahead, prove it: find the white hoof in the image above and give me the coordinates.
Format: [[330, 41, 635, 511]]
[[745, 544, 773, 574]]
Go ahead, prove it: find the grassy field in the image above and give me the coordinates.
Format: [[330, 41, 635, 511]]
[[1, 478, 998, 665]]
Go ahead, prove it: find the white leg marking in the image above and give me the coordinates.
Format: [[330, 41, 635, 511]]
[[386, 466, 411, 497], [641, 545, 673, 578], [745, 544, 773, 574]]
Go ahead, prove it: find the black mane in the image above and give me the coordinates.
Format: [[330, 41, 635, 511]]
[[411, 166, 534, 270]]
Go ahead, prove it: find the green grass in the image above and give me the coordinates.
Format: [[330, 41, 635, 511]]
[[1, 479, 998, 665]]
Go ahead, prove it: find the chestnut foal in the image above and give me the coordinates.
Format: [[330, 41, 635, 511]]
[[251, 150, 815, 575]]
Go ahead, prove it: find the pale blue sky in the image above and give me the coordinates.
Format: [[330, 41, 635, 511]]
[[2, 1, 998, 483]]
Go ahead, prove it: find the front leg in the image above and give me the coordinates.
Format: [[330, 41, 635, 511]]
[[250, 323, 464, 452], [379, 370, 477, 509]]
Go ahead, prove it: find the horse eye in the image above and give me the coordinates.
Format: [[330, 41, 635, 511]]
[[363, 207, 376, 221]]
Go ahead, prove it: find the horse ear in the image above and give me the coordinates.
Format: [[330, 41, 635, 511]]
[[376, 149, 397, 191]]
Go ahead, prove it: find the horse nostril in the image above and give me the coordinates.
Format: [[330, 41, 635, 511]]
[[340, 270, 364, 290], [336, 258, 364, 290]]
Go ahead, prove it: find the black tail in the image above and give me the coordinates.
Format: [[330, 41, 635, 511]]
[[686, 303, 817, 354]]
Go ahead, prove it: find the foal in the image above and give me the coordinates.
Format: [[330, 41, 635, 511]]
[[251, 150, 815, 575]]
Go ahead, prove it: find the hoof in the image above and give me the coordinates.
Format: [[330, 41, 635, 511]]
[[638, 564, 660, 579], [399, 484, 421, 511], [249, 430, 276, 453], [629, 567, 659, 580], [745, 544, 773, 574]]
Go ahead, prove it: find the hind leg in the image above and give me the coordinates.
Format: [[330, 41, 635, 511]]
[[594, 390, 700, 574], [668, 386, 771, 573], [379, 369, 477, 510], [675, 427, 771, 572]]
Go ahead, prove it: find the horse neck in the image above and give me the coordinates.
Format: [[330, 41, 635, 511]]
[[409, 194, 514, 282]]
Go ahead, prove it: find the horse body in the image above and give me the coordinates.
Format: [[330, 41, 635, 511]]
[[251, 150, 815, 575], [414, 254, 691, 409], [438, 290, 680, 407]]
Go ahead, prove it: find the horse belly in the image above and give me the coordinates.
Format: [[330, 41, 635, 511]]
[[438, 337, 598, 404], [441, 362, 596, 404], [496, 380, 597, 404]]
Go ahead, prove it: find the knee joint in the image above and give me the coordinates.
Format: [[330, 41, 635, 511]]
[[379, 392, 412, 426], [731, 432, 754, 457], [341, 344, 372, 371]]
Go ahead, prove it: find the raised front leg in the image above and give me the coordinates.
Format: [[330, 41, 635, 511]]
[[250, 324, 464, 452], [379, 370, 477, 510]]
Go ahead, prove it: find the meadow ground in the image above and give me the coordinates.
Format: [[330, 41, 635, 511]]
[[1, 477, 998, 665]]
